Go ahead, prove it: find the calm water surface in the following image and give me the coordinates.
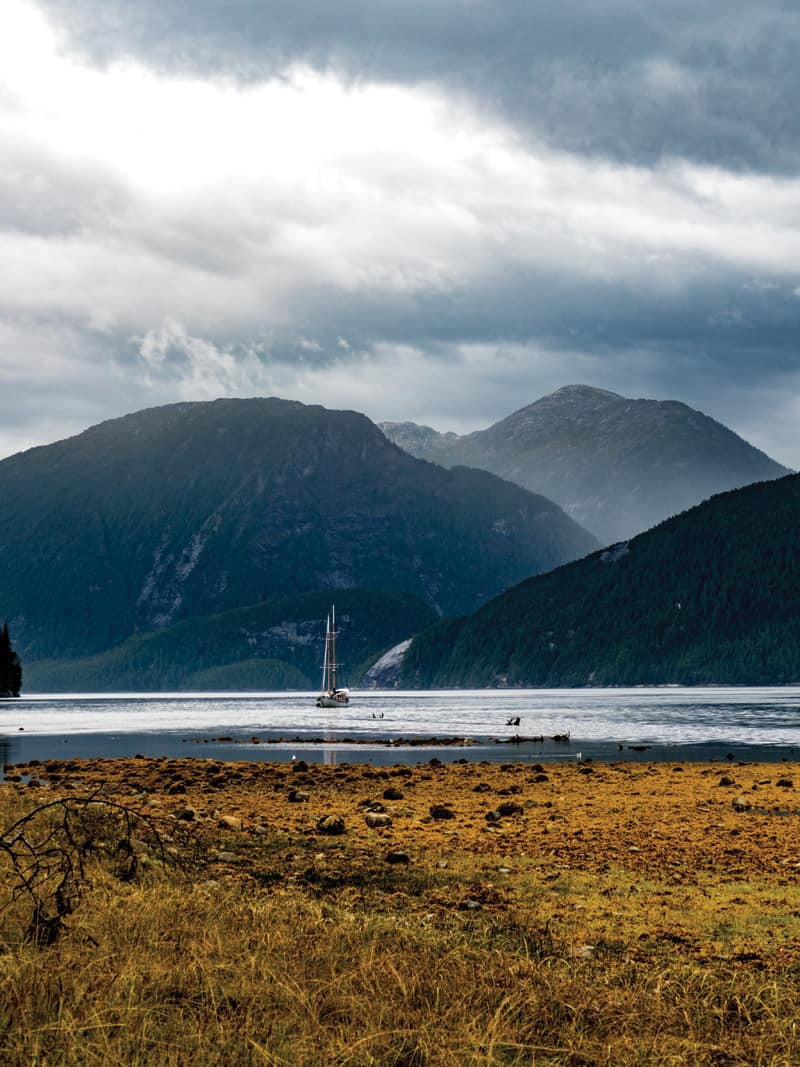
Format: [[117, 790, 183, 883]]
[[2, 687, 800, 766]]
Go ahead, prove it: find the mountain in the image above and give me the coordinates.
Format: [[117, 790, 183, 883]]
[[25, 589, 438, 692], [380, 385, 790, 543], [0, 397, 597, 670], [400, 472, 800, 688]]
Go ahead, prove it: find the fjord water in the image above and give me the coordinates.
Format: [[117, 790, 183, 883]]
[[2, 687, 800, 767]]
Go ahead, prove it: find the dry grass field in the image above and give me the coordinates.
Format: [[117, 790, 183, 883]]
[[2, 754, 800, 1065]]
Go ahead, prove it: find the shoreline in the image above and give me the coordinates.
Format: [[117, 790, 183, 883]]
[[3, 729, 800, 768]]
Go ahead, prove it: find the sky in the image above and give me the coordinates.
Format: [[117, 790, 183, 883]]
[[1, 0, 800, 465]]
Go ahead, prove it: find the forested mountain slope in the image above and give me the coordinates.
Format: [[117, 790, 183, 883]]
[[0, 397, 596, 666], [26, 589, 437, 692], [401, 472, 800, 687]]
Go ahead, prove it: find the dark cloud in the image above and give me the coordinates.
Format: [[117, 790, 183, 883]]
[[1, 2, 799, 468], [38, 0, 800, 172]]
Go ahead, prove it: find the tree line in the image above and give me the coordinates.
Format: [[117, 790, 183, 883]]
[[0, 621, 22, 697]]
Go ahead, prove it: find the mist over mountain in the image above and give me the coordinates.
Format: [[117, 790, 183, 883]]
[[380, 386, 790, 543], [0, 397, 596, 673], [401, 471, 800, 688]]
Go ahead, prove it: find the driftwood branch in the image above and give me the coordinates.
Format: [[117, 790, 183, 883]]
[[0, 793, 172, 945]]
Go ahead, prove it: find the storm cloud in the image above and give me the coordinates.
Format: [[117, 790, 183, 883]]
[[2, 0, 800, 465]]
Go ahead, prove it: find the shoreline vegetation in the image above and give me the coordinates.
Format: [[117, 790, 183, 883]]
[[2, 756, 800, 1064]]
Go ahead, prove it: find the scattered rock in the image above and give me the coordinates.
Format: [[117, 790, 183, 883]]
[[383, 786, 404, 800], [292, 760, 309, 773], [218, 815, 242, 831], [497, 801, 523, 817], [732, 796, 752, 813], [430, 804, 455, 820], [473, 782, 492, 793], [385, 850, 410, 865], [288, 789, 310, 803], [459, 898, 482, 911], [777, 778, 794, 788], [173, 807, 197, 822], [316, 814, 346, 835], [569, 944, 595, 959], [166, 782, 187, 795], [718, 776, 736, 787], [485, 810, 502, 823], [365, 812, 393, 828], [215, 851, 237, 862]]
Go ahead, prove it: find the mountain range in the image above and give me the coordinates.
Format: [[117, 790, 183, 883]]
[[399, 471, 800, 688], [380, 385, 790, 543], [0, 397, 595, 685]]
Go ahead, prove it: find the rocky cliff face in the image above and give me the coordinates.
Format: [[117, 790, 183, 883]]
[[0, 397, 597, 662], [380, 385, 790, 544]]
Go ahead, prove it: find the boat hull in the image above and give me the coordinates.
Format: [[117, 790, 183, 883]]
[[316, 692, 350, 708]]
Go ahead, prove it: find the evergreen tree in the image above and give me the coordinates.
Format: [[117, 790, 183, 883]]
[[0, 621, 22, 697]]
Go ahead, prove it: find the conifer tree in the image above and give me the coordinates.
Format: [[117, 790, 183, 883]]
[[0, 621, 22, 697]]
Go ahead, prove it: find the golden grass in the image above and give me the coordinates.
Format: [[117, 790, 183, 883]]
[[2, 756, 800, 1065]]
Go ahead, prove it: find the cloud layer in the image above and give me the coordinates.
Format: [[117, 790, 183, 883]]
[[2, 0, 800, 465]]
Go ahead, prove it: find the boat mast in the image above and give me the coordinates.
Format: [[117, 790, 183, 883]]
[[321, 611, 330, 693], [330, 605, 337, 693]]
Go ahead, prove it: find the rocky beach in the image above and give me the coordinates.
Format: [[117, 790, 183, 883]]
[[2, 754, 800, 1064]]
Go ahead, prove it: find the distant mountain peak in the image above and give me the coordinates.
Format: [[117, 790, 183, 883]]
[[380, 386, 790, 544], [544, 384, 624, 402]]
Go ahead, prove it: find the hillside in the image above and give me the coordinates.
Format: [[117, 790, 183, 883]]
[[401, 472, 800, 687], [25, 589, 437, 692], [381, 385, 790, 543], [0, 397, 596, 668]]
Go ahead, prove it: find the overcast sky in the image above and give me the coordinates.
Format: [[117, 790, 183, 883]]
[[2, 0, 800, 465]]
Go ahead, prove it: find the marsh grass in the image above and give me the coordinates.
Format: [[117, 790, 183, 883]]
[[2, 857, 799, 1064], [3, 767, 800, 1065]]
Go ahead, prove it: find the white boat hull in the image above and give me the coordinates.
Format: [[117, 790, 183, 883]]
[[317, 692, 349, 708]]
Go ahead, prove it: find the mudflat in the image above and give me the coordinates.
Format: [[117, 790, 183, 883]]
[[2, 755, 800, 1064]]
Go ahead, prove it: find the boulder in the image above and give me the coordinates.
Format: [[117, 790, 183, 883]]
[[218, 815, 242, 831], [317, 814, 346, 835], [365, 812, 393, 828], [385, 850, 411, 865]]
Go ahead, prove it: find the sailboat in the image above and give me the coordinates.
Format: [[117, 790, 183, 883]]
[[316, 605, 350, 708]]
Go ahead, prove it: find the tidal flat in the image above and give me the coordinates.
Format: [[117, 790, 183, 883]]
[[2, 755, 800, 1065]]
